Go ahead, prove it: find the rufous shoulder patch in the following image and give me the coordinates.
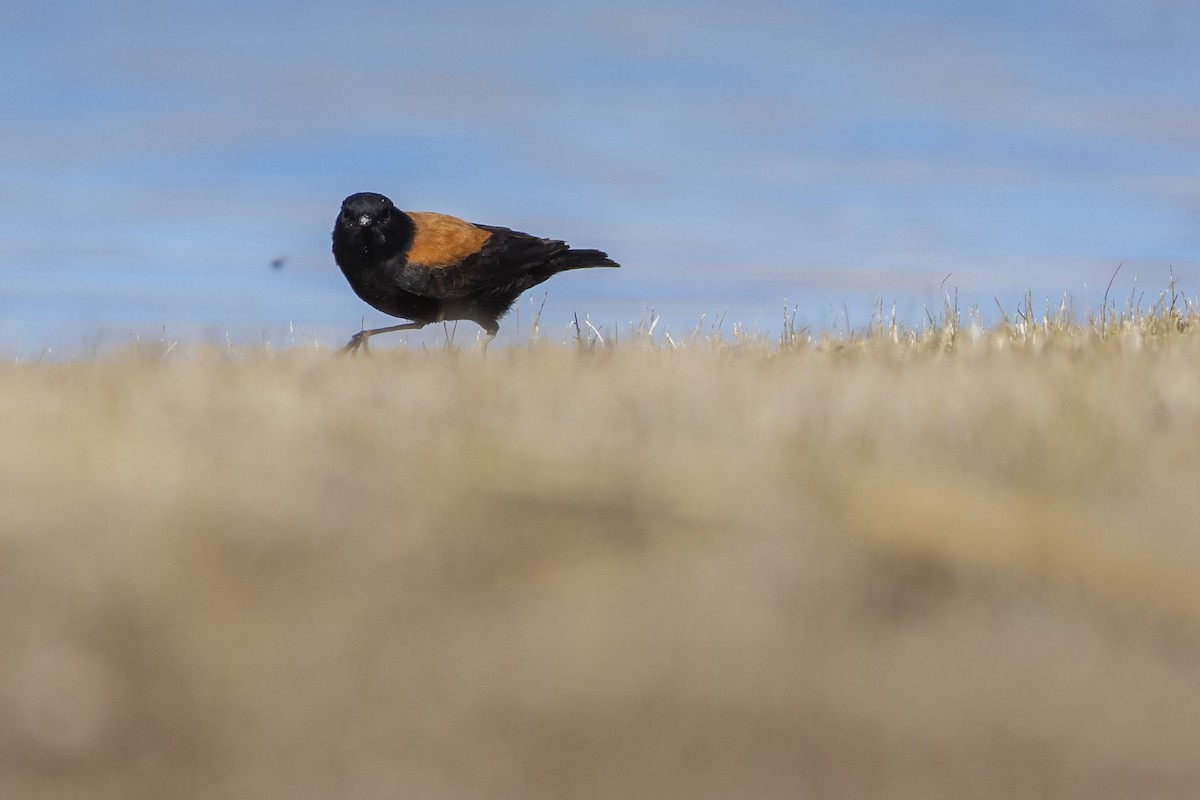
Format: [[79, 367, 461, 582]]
[[405, 212, 492, 269]]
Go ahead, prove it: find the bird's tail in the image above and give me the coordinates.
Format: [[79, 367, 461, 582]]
[[551, 249, 621, 271]]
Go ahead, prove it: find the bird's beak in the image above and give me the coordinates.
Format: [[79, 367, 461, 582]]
[[358, 214, 373, 226]]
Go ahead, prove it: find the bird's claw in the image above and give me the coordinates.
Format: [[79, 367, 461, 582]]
[[340, 332, 371, 355]]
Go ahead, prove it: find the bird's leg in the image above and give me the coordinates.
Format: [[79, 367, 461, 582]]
[[476, 320, 500, 352], [340, 321, 427, 355]]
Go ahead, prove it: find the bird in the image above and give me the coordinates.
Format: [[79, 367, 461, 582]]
[[331, 192, 620, 353]]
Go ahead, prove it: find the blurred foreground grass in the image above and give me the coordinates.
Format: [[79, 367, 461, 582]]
[[3, 292, 1200, 799]]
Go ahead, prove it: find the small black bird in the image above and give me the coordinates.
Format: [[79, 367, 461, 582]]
[[331, 192, 619, 352]]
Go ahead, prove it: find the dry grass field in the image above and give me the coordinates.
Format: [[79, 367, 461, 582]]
[[3, 291, 1200, 799]]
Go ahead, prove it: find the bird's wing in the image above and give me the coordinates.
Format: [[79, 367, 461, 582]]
[[469, 224, 572, 270]]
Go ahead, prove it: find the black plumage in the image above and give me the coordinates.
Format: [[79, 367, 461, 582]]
[[331, 192, 619, 352]]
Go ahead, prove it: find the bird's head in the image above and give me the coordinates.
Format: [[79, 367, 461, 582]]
[[333, 192, 414, 260], [339, 192, 397, 229]]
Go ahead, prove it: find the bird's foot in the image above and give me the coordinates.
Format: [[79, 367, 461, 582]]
[[340, 331, 371, 355]]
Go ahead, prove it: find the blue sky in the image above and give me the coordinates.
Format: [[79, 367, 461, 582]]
[[2, 0, 1198, 354]]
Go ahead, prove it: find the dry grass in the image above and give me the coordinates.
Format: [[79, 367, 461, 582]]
[[3, 288, 1200, 799]]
